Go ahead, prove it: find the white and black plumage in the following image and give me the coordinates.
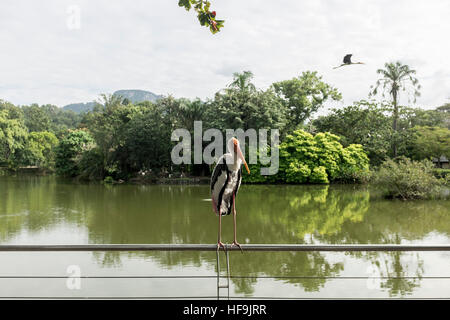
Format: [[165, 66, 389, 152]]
[[333, 54, 365, 69], [210, 137, 250, 251]]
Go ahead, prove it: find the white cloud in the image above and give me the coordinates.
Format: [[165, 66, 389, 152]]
[[0, 0, 449, 108]]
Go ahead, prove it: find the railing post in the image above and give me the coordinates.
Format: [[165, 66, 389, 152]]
[[216, 246, 231, 300], [216, 249, 220, 300], [225, 248, 230, 300]]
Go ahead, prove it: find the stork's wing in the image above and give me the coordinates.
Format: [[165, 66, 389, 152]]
[[210, 158, 227, 192], [233, 168, 242, 197], [343, 54, 352, 64], [333, 64, 346, 69], [210, 158, 228, 215]]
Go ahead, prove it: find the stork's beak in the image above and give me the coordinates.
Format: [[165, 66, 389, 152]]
[[234, 140, 250, 174]]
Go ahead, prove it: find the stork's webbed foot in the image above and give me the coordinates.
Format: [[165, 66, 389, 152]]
[[217, 241, 226, 251], [231, 241, 243, 253]]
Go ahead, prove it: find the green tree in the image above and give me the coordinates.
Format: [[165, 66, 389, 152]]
[[40, 104, 81, 137], [55, 129, 95, 176], [398, 106, 445, 129], [0, 108, 28, 166], [152, 96, 184, 130], [210, 72, 287, 132], [23, 131, 58, 169], [0, 100, 24, 119], [122, 105, 173, 174], [228, 71, 256, 92], [370, 62, 421, 156], [245, 130, 370, 184], [436, 102, 450, 129], [409, 126, 450, 165], [272, 71, 342, 132], [81, 94, 132, 179], [313, 101, 392, 165], [280, 130, 369, 184], [22, 104, 51, 132], [373, 157, 443, 199], [176, 98, 209, 131]]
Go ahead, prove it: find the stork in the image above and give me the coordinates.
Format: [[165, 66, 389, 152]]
[[333, 54, 365, 69], [210, 137, 250, 251]]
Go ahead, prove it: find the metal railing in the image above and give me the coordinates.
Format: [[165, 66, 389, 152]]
[[1, 243, 450, 251], [1, 243, 450, 299]]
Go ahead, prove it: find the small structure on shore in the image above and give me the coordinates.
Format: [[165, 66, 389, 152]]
[[433, 156, 449, 169]]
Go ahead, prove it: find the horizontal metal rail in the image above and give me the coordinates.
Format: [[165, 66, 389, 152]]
[[0, 275, 448, 279], [1, 243, 450, 300], [0, 244, 449, 251], [3, 296, 450, 300]]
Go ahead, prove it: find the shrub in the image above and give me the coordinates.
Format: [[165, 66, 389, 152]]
[[336, 166, 372, 184], [23, 131, 58, 169], [372, 157, 444, 199], [78, 147, 104, 180], [310, 166, 329, 184], [432, 168, 450, 179], [285, 160, 311, 183], [55, 129, 95, 177], [242, 129, 371, 184], [103, 176, 114, 184], [432, 169, 450, 186], [279, 130, 370, 184]]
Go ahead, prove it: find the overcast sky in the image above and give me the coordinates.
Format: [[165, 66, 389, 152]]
[[0, 0, 449, 111]]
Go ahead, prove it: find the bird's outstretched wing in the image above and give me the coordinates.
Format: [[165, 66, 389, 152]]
[[333, 64, 347, 69], [343, 54, 352, 64]]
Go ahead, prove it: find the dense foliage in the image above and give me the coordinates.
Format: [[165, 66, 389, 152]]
[[409, 126, 450, 162], [313, 100, 449, 166], [1, 63, 449, 190], [244, 130, 369, 184], [273, 71, 342, 132], [0, 106, 28, 166], [313, 101, 392, 165], [0, 100, 82, 170], [370, 62, 421, 157], [54, 129, 94, 177], [372, 158, 445, 199], [22, 131, 58, 169], [209, 71, 287, 132]]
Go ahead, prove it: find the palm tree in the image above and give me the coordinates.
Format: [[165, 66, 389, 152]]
[[371, 62, 421, 157], [228, 71, 256, 92]]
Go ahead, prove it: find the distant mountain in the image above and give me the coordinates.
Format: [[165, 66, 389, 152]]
[[63, 102, 96, 113], [62, 90, 162, 113], [113, 89, 162, 104]]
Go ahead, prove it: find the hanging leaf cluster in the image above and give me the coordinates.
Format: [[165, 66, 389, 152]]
[[178, 0, 224, 34]]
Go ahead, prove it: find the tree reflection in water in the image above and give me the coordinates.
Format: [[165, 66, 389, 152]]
[[0, 176, 449, 296]]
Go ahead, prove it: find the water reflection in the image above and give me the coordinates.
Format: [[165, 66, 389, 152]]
[[0, 176, 449, 297]]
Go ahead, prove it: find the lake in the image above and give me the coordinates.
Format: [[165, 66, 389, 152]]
[[0, 175, 449, 299]]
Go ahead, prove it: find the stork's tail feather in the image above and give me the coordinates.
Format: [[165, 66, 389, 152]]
[[212, 197, 219, 216]]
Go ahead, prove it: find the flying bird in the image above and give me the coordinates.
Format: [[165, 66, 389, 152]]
[[210, 137, 250, 251], [333, 54, 365, 69]]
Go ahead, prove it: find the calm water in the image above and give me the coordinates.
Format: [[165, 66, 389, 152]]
[[0, 175, 449, 298]]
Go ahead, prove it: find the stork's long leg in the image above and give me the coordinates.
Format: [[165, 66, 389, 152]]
[[231, 193, 243, 252], [217, 211, 225, 251]]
